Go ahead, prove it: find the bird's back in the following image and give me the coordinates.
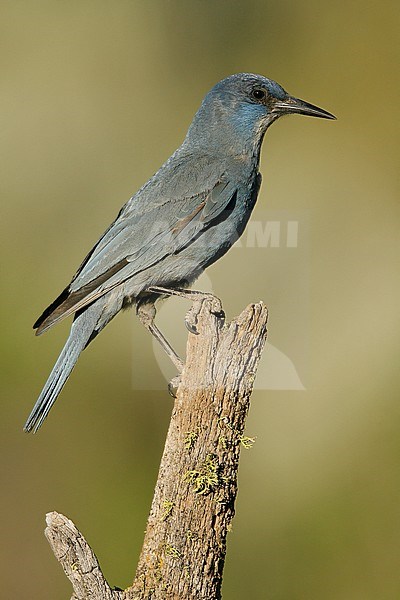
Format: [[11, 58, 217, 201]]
[[34, 148, 260, 334]]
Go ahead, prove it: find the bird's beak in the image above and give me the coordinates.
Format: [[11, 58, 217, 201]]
[[273, 96, 336, 120]]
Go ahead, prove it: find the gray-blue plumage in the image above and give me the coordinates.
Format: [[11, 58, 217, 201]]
[[25, 72, 335, 432]]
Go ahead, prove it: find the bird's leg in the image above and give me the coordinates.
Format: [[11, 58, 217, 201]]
[[136, 302, 184, 373], [148, 286, 225, 334]]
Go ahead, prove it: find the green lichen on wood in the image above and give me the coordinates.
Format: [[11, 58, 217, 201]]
[[184, 453, 221, 495], [160, 500, 175, 521], [165, 543, 181, 559], [184, 428, 199, 450], [218, 416, 256, 449]]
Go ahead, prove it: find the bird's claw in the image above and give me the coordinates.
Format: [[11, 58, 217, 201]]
[[185, 320, 199, 335], [168, 375, 181, 398], [185, 299, 203, 335], [185, 295, 225, 334], [211, 308, 225, 320]]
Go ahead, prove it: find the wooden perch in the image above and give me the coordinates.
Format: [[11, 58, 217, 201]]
[[45, 512, 123, 600], [45, 298, 268, 599]]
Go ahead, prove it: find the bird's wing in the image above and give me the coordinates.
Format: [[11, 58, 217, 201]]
[[34, 177, 237, 334]]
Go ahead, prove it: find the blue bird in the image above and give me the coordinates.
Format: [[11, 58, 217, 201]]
[[24, 73, 335, 432]]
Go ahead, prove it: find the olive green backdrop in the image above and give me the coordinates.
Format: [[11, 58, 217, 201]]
[[1, 1, 399, 598]]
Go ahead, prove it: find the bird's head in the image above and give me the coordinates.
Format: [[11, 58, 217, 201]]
[[185, 73, 335, 156]]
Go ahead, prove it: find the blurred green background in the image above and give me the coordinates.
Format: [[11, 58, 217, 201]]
[[1, 1, 399, 598]]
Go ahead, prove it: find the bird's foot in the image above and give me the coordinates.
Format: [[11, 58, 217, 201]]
[[148, 286, 225, 334], [168, 375, 181, 398], [185, 299, 202, 334], [184, 296, 225, 334]]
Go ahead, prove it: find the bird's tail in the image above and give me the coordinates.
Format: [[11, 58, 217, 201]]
[[24, 304, 101, 433]]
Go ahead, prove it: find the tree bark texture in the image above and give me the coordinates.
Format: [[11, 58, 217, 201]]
[[45, 298, 268, 599]]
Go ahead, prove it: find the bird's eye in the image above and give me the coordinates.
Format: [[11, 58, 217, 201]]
[[251, 88, 266, 101]]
